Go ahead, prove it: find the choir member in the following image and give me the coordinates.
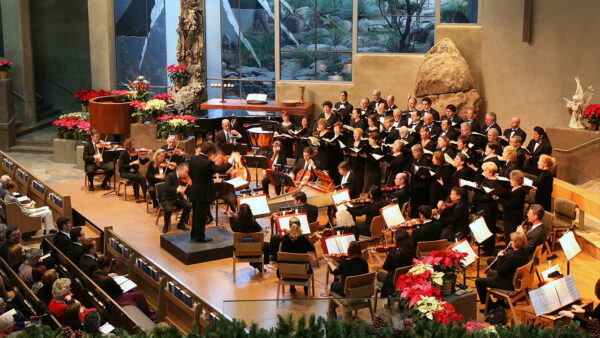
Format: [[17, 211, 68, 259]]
[[325, 122, 345, 183], [533, 155, 556, 211], [314, 118, 332, 175], [480, 141, 502, 168], [420, 97, 440, 121], [290, 147, 321, 181], [436, 135, 456, 158], [119, 138, 149, 203], [377, 230, 415, 298], [345, 128, 367, 190], [421, 113, 442, 140], [362, 132, 383, 191], [146, 149, 173, 209], [502, 117, 527, 144], [293, 116, 311, 160], [466, 106, 481, 133], [374, 103, 387, 123], [385, 95, 398, 116], [317, 101, 341, 129], [443, 104, 464, 128], [500, 146, 518, 178], [389, 173, 410, 206], [510, 135, 526, 171], [411, 205, 443, 244], [392, 108, 405, 127], [398, 126, 417, 150], [384, 140, 410, 186], [451, 153, 474, 186], [493, 170, 527, 244], [475, 231, 529, 305], [381, 116, 399, 144], [403, 97, 418, 120], [261, 141, 287, 197], [419, 127, 436, 153], [274, 111, 295, 157], [334, 90, 353, 124], [483, 112, 502, 135], [474, 162, 500, 256], [439, 119, 458, 141], [409, 144, 432, 217], [349, 108, 367, 132], [436, 187, 469, 241], [83, 129, 114, 191], [406, 110, 422, 132], [456, 135, 473, 160], [526, 126, 553, 175], [338, 161, 359, 199], [430, 151, 455, 206], [347, 186, 387, 239], [364, 114, 379, 136], [215, 119, 241, 149], [370, 89, 386, 110], [358, 97, 375, 116]]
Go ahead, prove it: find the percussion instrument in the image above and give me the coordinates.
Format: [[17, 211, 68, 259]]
[[247, 127, 274, 150]]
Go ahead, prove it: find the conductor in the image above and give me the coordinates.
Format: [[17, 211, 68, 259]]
[[186, 142, 231, 242]]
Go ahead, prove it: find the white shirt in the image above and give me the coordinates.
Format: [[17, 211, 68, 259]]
[[341, 172, 351, 185], [533, 141, 541, 153]]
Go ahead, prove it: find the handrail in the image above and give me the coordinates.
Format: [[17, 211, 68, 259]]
[[12, 90, 25, 101], [0, 111, 19, 127], [34, 70, 76, 96], [554, 137, 600, 153]]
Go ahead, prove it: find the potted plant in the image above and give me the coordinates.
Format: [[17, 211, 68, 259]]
[[74, 89, 110, 112], [583, 104, 600, 131], [143, 99, 167, 123], [167, 64, 190, 91], [52, 113, 87, 139], [0, 59, 13, 79], [130, 100, 147, 123], [167, 118, 193, 140], [125, 76, 152, 101], [111, 89, 137, 102], [420, 250, 467, 296]]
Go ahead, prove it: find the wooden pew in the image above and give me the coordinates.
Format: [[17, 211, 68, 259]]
[[28, 178, 49, 211], [45, 189, 73, 224], [0, 155, 16, 178], [13, 166, 31, 196], [0, 197, 42, 235]]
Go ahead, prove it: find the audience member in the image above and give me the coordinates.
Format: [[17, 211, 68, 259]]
[[66, 227, 85, 265], [78, 239, 98, 277], [54, 216, 73, 253], [0, 227, 20, 261], [37, 269, 58, 305], [18, 248, 44, 286]]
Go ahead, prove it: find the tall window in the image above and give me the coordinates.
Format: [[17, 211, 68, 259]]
[[440, 0, 478, 24], [357, 0, 435, 53], [206, 0, 276, 100], [279, 0, 353, 81]]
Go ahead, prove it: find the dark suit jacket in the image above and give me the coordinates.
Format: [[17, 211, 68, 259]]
[[340, 172, 360, 199], [297, 203, 319, 223], [484, 122, 502, 135], [66, 242, 83, 265], [185, 154, 230, 202], [526, 138, 552, 158], [440, 128, 458, 141], [534, 170, 553, 210], [92, 270, 123, 300], [494, 248, 529, 285], [334, 101, 353, 123], [82, 141, 99, 166], [526, 224, 546, 257], [422, 124, 442, 139], [266, 151, 287, 170], [332, 257, 369, 285], [440, 199, 469, 239], [444, 114, 464, 128], [503, 128, 527, 144], [230, 217, 262, 233], [292, 158, 321, 176], [161, 171, 180, 203], [215, 129, 242, 149], [389, 186, 409, 206], [370, 98, 386, 110], [79, 254, 98, 277], [358, 107, 375, 117], [466, 118, 481, 133], [421, 108, 440, 121], [53, 232, 71, 253], [412, 220, 443, 244], [348, 198, 387, 230]]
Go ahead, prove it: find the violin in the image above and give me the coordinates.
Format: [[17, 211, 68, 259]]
[[159, 161, 177, 171], [166, 146, 186, 157], [179, 175, 192, 187], [381, 185, 400, 192], [348, 197, 372, 205], [129, 148, 149, 157], [437, 199, 459, 214]]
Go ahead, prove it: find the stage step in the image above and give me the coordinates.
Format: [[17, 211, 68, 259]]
[[9, 144, 53, 154], [575, 230, 600, 261]]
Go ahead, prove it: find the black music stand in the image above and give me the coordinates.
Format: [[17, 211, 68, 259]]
[[268, 171, 296, 190], [221, 143, 248, 155], [260, 120, 279, 132], [102, 149, 125, 196], [244, 155, 269, 189], [211, 181, 234, 226]]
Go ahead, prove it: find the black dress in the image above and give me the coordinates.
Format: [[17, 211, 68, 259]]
[[118, 151, 149, 199], [363, 145, 383, 191], [410, 156, 433, 217], [500, 161, 518, 178], [315, 130, 333, 176], [379, 248, 413, 297], [277, 122, 295, 158], [293, 127, 310, 160], [385, 151, 410, 186], [429, 164, 455, 206], [324, 133, 345, 183], [534, 169, 553, 211], [451, 167, 474, 187], [474, 178, 500, 253], [499, 186, 527, 243], [330, 257, 369, 296]]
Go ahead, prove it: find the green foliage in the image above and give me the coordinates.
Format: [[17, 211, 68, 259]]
[[441, 0, 467, 23]]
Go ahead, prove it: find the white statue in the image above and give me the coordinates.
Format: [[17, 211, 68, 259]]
[[563, 77, 594, 129]]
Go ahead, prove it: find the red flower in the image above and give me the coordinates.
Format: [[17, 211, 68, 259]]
[[129, 100, 147, 110], [156, 114, 196, 123], [153, 93, 173, 102], [433, 302, 463, 325], [583, 104, 600, 120]]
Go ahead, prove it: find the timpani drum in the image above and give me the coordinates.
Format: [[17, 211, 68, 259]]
[[247, 127, 273, 150]]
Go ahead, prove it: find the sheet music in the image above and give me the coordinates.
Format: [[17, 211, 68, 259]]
[[555, 276, 580, 306], [246, 110, 268, 116], [332, 189, 351, 205], [542, 265, 562, 281], [380, 203, 404, 228], [100, 322, 115, 334], [469, 217, 493, 244], [529, 275, 581, 316], [444, 153, 454, 164], [459, 179, 478, 189], [559, 231, 581, 261], [337, 234, 354, 254], [226, 176, 249, 189], [371, 153, 384, 161], [482, 186, 492, 193], [277, 213, 310, 234], [529, 288, 551, 316], [541, 284, 562, 314], [325, 237, 341, 255], [523, 177, 533, 187], [113, 275, 137, 293], [239, 195, 270, 216], [496, 175, 510, 182], [451, 239, 478, 267]]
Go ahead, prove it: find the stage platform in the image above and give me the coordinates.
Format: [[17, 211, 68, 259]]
[[160, 227, 234, 265]]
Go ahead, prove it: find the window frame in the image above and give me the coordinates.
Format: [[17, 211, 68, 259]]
[[437, 0, 481, 25]]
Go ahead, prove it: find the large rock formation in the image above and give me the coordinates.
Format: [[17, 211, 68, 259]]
[[172, 0, 206, 113], [414, 38, 481, 118]]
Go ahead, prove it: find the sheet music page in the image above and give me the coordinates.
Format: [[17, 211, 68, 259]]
[[556, 275, 580, 306], [529, 288, 551, 316], [240, 195, 270, 216], [226, 176, 249, 189], [338, 140, 346, 149], [459, 179, 478, 188], [113, 276, 137, 293], [337, 234, 355, 254], [380, 204, 404, 228], [325, 237, 341, 255], [277, 213, 310, 234], [469, 217, 493, 243], [523, 177, 534, 186], [560, 231, 581, 261], [371, 153, 384, 160], [332, 189, 351, 205], [541, 282, 562, 312], [542, 265, 562, 281], [451, 239, 478, 267], [482, 186, 492, 193], [444, 153, 454, 164], [496, 176, 510, 182], [99, 322, 115, 334]]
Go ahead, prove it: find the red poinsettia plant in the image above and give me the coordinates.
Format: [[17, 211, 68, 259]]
[[0, 59, 13, 71], [166, 64, 190, 85], [52, 113, 90, 138], [74, 89, 111, 104], [420, 250, 467, 283], [153, 93, 173, 102], [583, 104, 600, 124], [396, 271, 441, 307], [156, 114, 196, 123]]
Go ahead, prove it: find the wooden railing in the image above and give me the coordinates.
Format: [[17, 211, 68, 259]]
[[553, 178, 600, 225]]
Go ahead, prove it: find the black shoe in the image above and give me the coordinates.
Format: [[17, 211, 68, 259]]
[[162, 225, 169, 233], [195, 237, 213, 243], [89, 185, 95, 191], [290, 285, 296, 294], [101, 182, 110, 190], [136, 198, 142, 203], [177, 224, 189, 231]]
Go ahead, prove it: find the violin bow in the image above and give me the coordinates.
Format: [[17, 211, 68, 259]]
[[166, 140, 179, 166]]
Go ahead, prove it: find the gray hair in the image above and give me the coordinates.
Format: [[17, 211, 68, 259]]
[[396, 173, 408, 183], [486, 112, 497, 121], [487, 128, 499, 137], [460, 122, 472, 131], [0, 175, 10, 185], [52, 278, 72, 300], [373, 88, 381, 95], [25, 248, 43, 260]]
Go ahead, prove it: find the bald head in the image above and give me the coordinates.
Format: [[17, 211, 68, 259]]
[[510, 117, 521, 129]]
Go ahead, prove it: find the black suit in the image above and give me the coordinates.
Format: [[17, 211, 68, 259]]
[[526, 138, 552, 174], [526, 224, 546, 258], [412, 220, 443, 244], [389, 186, 410, 206], [330, 257, 369, 296], [370, 98, 386, 110], [53, 232, 71, 253], [503, 128, 527, 144], [444, 114, 464, 128], [83, 141, 114, 186], [440, 199, 469, 240], [347, 198, 387, 239], [484, 122, 502, 135], [262, 151, 288, 196], [215, 129, 240, 150], [421, 108, 440, 121], [475, 248, 529, 304], [79, 254, 98, 277], [292, 158, 321, 177], [161, 172, 191, 229], [440, 128, 458, 141], [334, 102, 353, 124], [185, 153, 231, 240], [339, 172, 360, 199], [66, 242, 83, 265], [466, 118, 481, 133], [296, 203, 319, 223], [498, 186, 527, 243], [358, 107, 375, 117], [422, 123, 442, 140]]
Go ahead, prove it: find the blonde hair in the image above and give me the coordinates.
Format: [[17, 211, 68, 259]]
[[288, 217, 302, 241], [510, 170, 524, 185], [317, 118, 328, 128], [510, 231, 527, 250], [153, 149, 166, 168], [481, 162, 498, 174], [503, 146, 517, 162], [52, 278, 72, 300], [411, 144, 424, 155], [432, 151, 444, 165], [539, 154, 556, 171]]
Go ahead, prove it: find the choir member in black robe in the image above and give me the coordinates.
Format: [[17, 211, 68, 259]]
[[274, 111, 295, 158], [442, 104, 464, 130], [409, 144, 432, 217], [293, 117, 311, 160], [466, 106, 481, 133], [384, 140, 410, 186], [385, 95, 398, 116], [439, 119, 459, 141], [500, 146, 519, 178], [365, 115, 380, 136], [370, 89, 386, 110], [474, 162, 500, 256], [526, 126, 553, 175], [509, 136, 526, 171], [362, 132, 383, 191], [494, 170, 527, 244], [324, 123, 346, 183], [316, 101, 341, 130], [450, 153, 474, 186], [534, 155, 556, 211], [420, 97, 440, 121], [334, 90, 353, 124], [315, 118, 333, 176], [344, 128, 367, 192], [358, 97, 375, 117], [420, 128, 436, 153], [430, 151, 455, 207], [349, 108, 367, 134], [436, 135, 456, 159]]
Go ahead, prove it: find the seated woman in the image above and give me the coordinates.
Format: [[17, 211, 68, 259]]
[[475, 231, 529, 307], [49, 278, 94, 323], [3, 182, 55, 234], [377, 230, 415, 299], [279, 218, 316, 295], [228, 204, 269, 266], [146, 149, 173, 209], [36, 269, 58, 305], [347, 186, 388, 240], [118, 138, 149, 203], [92, 256, 156, 321], [6, 244, 25, 272], [329, 241, 369, 316]]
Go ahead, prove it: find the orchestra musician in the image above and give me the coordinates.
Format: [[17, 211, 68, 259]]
[[334, 90, 353, 124], [522, 204, 547, 257], [484, 112, 502, 135], [293, 116, 311, 160], [215, 119, 241, 150], [389, 173, 409, 206], [358, 97, 375, 117], [362, 132, 383, 191], [213, 152, 238, 212], [146, 149, 173, 209], [185, 142, 231, 242], [435, 187, 469, 241], [228, 204, 270, 268], [411, 205, 442, 244], [118, 138, 149, 203], [290, 147, 320, 181], [278, 218, 316, 295], [442, 104, 464, 129], [292, 191, 318, 223], [493, 170, 527, 244], [316, 101, 340, 129], [474, 162, 500, 256], [370, 89, 386, 110], [502, 117, 527, 144], [160, 164, 191, 233], [160, 136, 177, 151], [261, 141, 287, 197], [525, 126, 553, 175], [420, 97, 440, 121], [274, 111, 294, 157], [337, 161, 358, 199], [377, 229, 415, 299], [83, 129, 114, 191], [329, 241, 368, 302], [409, 144, 432, 217], [465, 106, 481, 133], [346, 186, 387, 240]]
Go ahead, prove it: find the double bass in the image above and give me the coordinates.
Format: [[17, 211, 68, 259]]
[[229, 151, 251, 190]]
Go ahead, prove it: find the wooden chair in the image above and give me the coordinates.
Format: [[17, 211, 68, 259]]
[[328, 272, 376, 322], [0, 198, 42, 236], [374, 265, 411, 313], [83, 167, 110, 188], [530, 244, 544, 282], [115, 159, 134, 201], [232, 232, 264, 282], [541, 210, 554, 256], [484, 260, 534, 321], [358, 215, 386, 242], [416, 239, 448, 259], [552, 197, 577, 250], [276, 252, 314, 300], [153, 182, 185, 227]]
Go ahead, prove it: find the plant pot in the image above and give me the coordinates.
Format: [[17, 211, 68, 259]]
[[591, 122, 599, 131], [89, 95, 135, 135], [73, 134, 79, 141], [161, 131, 169, 140], [175, 83, 183, 92], [0, 71, 8, 79], [137, 117, 144, 124], [150, 118, 157, 124], [62, 132, 69, 139], [440, 280, 454, 296], [175, 133, 183, 141], [81, 103, 89, 112]]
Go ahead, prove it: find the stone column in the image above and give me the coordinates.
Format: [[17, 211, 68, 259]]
[[87, 0, 116, 90], [1, 0, 36, 126], [0, 79, 16, 151]]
